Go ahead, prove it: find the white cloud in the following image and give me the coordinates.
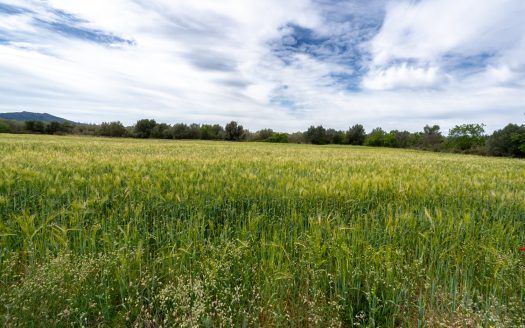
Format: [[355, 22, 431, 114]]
[[0, 0, 524, 132], [362, 64, 444, 90]]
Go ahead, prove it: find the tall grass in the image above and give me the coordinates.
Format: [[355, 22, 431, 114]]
[[1, 134, 524, 327]]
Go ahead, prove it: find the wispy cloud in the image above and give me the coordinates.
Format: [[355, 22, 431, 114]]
[[0, 0, 523, 132]]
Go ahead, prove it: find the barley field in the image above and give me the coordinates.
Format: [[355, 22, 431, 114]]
[[0, 134, 524, 327]]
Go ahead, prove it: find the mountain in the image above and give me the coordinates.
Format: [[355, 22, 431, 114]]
[[0, 111, 72, 123]]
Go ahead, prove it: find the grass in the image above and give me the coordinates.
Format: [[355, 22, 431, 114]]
[[0, 134, 524, 327]]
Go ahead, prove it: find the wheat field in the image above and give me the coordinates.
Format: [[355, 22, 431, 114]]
[[0, 134, 524, 327]]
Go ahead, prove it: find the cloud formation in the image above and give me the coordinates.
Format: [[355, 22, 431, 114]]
[[0, 0, 524, 132]]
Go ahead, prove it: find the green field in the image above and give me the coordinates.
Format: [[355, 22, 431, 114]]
[[1, 134, 524, 327]]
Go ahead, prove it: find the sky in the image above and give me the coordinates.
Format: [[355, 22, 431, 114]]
[[0, 0, 524, 132]]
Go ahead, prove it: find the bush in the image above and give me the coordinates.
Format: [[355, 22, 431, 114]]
[[266, 133, 288, 143]]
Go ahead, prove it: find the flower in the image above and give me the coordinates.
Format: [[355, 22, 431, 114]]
[[519, 246, 525, 252]]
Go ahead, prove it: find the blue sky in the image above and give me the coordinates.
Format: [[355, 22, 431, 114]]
[[0, 0, 524, 132]]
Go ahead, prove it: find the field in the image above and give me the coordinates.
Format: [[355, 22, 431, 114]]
[[0, 134, 524, 327]]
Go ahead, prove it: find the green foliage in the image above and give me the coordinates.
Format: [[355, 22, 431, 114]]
[[0, 120, 10, 133], [224, 121, 246, 141], [326, 128, 345, 144], [265, 132, 288, 143], [0, 135, 524, 326], [448, 123, 486, 151], [98, 121, 127, 137], [365, 127, 387, 146], [25, 120, 45, 133], [512, 129, 525, 154], [200, 124, 224, 140], [487, 124, 525, 157], [4, 116, 525, 159], [134, 119, 157, 138], [171, 123, 201, 139], [305, 125, 327, 145], [148, 123, 170, 139], [346, 124, 366, 145]]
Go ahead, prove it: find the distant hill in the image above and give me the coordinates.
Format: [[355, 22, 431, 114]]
[[0, 111, 72, 123]]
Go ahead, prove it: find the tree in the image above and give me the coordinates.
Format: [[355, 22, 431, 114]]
[[45, 121, 62, 134], [346, 124, 366, 145], [188, 124, 202, 139], [134, 119, 157, 138], [150, 123, 171, 139], [364, 128, 387, 147], [390, 130, 412, 148], [305, 125, 327, 145], [326, 129, 345, 144], [99, 121, 127, 137], [487, 124, 525, 157], [0, 120, 10, 133], [224, 121, 246, 141], [254, 129, 274, 141], [512, 127, 525, 155], [422, 125, 443, 149], [447, 123, 486, 151], [172, 123, 190, 139], [200, 124, 224, 140], [25, 120, 45, 133], [288, 132, 306, 144]]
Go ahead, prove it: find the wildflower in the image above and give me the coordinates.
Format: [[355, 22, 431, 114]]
[[519, 246, 525, 252]]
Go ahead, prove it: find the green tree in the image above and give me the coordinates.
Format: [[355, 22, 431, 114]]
[[224, 121, 246, 141], [134, 119, 157, 138], [447, 123, 486, 151], [365, 128, 387, 147], [346, 124, 366, 145], [172, 123, 192, 139], [200, 124, 224, 140], [266, 133, 288, 143], [99, 122, 127, 137], [25, 121, 45, 133], [188, 124, 201, 139], [487, 124, 525, 157], [305, 125, 327, 145], [0, 120, 10, 133], [150, 123, 171, 139], [511, 129, 525, 155], [326, 129, 345, 144], [45, 121, 62, 134]]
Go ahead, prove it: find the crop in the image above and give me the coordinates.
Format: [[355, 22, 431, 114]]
[[1, 134, 524, 327]]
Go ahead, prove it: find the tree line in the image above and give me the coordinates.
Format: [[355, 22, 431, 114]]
[[0, 117, 524, 158]]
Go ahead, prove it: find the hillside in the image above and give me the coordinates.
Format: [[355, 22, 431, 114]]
[[0, 111, 71, 123]]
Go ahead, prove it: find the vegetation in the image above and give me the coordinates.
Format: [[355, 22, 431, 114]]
[[0, 134, 524, 327], [1, 117, 525, 158], [447, 124, 487, 151]]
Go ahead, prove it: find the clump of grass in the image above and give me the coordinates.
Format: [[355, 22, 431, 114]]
[[0, 134, 524, 327]]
